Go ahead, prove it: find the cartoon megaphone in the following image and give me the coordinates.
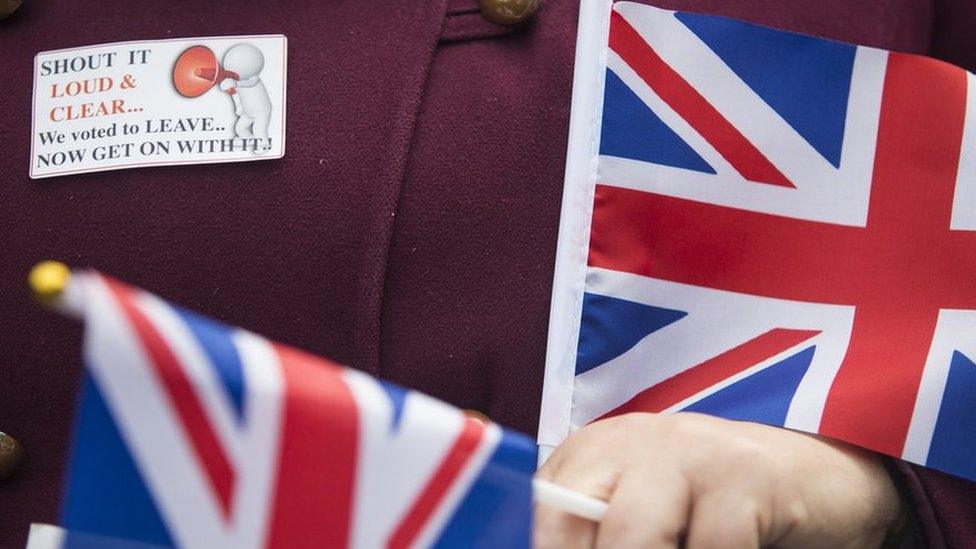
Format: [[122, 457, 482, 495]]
[[172, 45, 240, 98]]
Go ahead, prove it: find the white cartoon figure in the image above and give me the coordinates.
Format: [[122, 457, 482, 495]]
[[218, 44, 272, 140]]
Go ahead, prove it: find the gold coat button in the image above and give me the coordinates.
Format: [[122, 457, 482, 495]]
[[478, 0, 541, 26], [0, 432, 24, 480], [463, 409, 491, 425]]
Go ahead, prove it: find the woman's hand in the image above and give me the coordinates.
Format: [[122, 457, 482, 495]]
[[535, 413, 905, 548]]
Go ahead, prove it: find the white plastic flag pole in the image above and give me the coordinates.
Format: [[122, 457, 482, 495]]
[[533, 477, 608, 522], [533, 0, 614, 525]]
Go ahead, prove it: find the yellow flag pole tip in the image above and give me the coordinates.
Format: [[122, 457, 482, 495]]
[[29, 261, 71, 302]]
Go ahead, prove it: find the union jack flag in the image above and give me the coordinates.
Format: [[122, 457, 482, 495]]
[[541, 1, 976, 481], [47, 272, 535, 548]]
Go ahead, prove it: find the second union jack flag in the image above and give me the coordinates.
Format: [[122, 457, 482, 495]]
[[49, 271, 536, 548], [540, 1, 976, 482]]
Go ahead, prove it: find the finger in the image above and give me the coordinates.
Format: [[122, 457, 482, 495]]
[[534, 458, 610, 549], [534, 496, 598, 549], [535, 447, 561, 482], [685, 492, 760, 549], [595, 467, 690, 549]]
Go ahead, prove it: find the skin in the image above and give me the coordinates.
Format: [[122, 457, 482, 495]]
[[535, 413, 905, 549]]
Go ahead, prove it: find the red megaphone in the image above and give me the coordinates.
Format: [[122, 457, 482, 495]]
[[172, 45, 241, 98]]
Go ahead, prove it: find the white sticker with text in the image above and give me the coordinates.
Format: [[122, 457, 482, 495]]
[[31, 35, 287, 179]]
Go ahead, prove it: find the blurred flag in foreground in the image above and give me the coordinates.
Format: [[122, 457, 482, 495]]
[[542, 0, 976, 481], [29, 270, 535, 548]]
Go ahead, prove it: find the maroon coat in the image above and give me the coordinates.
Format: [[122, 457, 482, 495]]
[[1, 0, 974, 546]]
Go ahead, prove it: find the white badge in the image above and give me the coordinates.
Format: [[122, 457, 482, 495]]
[[30, 35, 287, 179]]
